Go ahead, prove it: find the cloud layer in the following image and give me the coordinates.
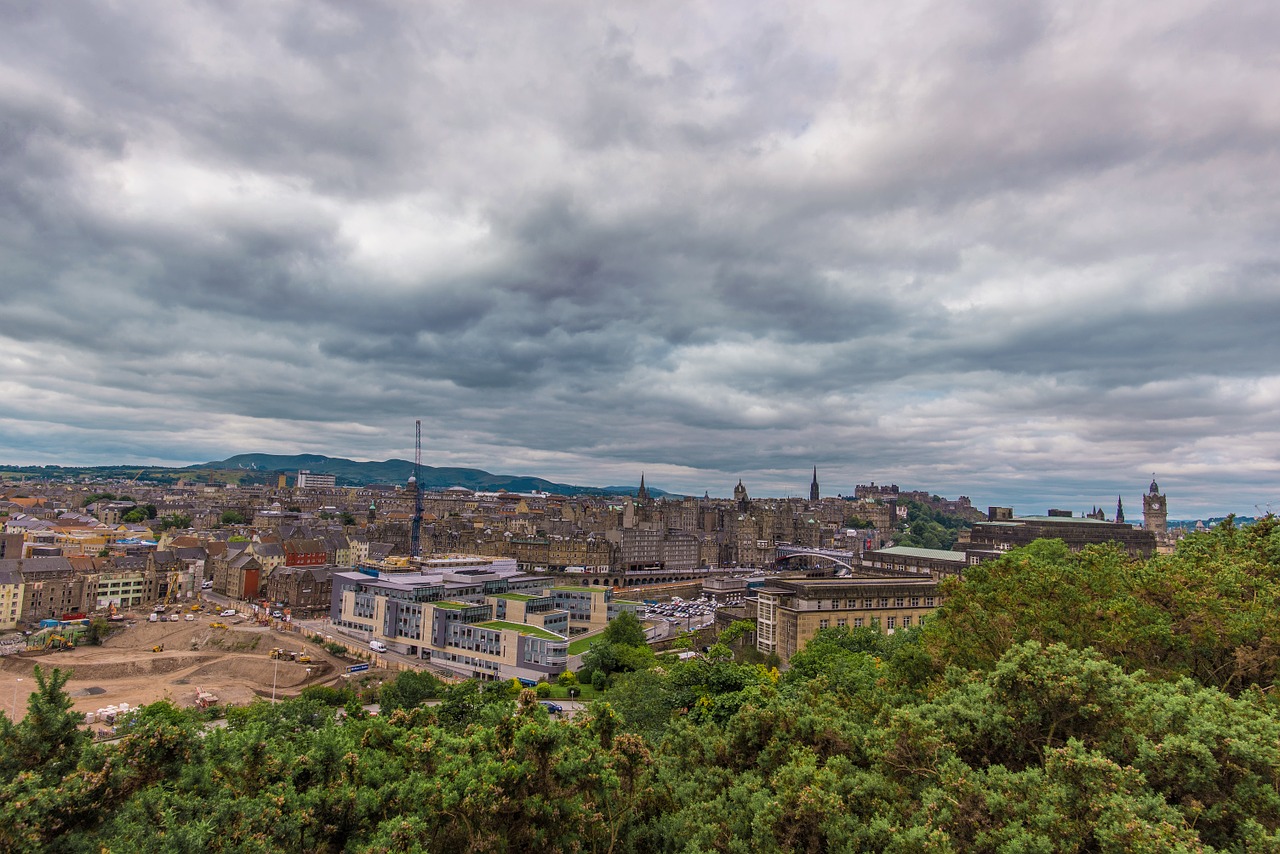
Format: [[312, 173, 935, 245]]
[[2, 0, 1278, 517]]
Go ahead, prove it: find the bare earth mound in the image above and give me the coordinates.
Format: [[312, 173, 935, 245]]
[[1, 614, 350, 720]]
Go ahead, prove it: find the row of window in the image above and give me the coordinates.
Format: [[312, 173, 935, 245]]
[[818, 614, 926, 630], [815, 596, 935, 610]]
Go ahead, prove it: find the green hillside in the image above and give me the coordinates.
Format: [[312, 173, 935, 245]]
[[0, 455, 671, 497], [202, 453, 670, 495]]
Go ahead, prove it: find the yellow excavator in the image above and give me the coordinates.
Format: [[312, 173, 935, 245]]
[[161, 569, 182, 610], [44, 634, 74, 651]]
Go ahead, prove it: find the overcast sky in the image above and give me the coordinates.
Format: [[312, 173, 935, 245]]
[[1, 1, 1277, 517]]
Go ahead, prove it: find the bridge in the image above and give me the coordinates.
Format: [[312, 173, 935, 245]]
[[773, 545, 858, 576]]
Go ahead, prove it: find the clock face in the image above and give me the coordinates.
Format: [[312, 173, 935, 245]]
[[1151, 501, 1161, 511]]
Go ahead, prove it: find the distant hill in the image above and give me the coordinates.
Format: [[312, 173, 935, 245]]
[[199, 453, 671, 497]]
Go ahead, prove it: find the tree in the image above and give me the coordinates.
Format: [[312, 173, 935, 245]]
[[0, 666, 87, 780], [601, 610, 647, 647], [121, 508, 148, 524], [923, 523, 1280, 693], [379, 670, 444, 713], [220, 510, 246, 525], [155, 514, 192, 531]]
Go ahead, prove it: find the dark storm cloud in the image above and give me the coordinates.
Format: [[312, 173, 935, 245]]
[[2, 0, 1278, 516]]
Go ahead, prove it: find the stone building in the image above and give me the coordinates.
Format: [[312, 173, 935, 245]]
[[756, 576, 942, 663], [1143, 477, 1168, 537], [963, 509, 1157, 559]]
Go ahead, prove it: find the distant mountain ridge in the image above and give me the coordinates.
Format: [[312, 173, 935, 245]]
[[200, 453, 667, 497]]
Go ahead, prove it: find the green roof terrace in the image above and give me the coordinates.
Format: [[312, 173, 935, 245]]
[[476, 621, 565, 641]]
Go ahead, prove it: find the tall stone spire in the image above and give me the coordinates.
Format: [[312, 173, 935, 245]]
[[637, 473, 650, 502], [1116, 495, 1124, 524], [810, 466, 820, 502]]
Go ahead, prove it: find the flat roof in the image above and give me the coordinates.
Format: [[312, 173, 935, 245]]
[[873, 546, 967, 562], [772, 577, 939, 590], [552, 586, 598, 593], [476, 620, 564, 641], [492, 592, 538, 601], [430, 600, 477, 610], [1016, 516, 1117, 525]]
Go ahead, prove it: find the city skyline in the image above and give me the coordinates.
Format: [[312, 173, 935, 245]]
[[2, 2, 1277, 519]]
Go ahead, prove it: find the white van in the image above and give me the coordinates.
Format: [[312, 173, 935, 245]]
[[369, 641, 387, 653]]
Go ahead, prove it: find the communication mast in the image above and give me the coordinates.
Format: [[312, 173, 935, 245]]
[[411, 420, 423, 559]]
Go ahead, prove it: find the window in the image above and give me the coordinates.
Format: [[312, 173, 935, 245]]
[[910, 597, 920, 607], [918, 615, 926, 626], [877, 598, 888, 608], [863, 598, 873, 608], [925, 597, 935, 607], [902, 615, 912, 627], [886, 616, 896, 629], [854, 617, 863, 628], [894, 597, 904, 608], [837, 618, 847, 627], [818, 619, 829, 630]]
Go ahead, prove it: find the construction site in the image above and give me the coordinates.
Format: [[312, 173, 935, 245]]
[[1, 607, 367, 724]]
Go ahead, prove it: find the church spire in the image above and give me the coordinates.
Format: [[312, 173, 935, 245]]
[[810, 466, 820, 502], [637, 473, 649, 502], [1116, 495, 1125, 524]]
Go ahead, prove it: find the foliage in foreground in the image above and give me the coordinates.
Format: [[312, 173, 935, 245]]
[[1, 519, 1279, 852]]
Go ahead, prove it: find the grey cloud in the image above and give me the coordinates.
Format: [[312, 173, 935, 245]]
[[1, 1, 1278, 517]]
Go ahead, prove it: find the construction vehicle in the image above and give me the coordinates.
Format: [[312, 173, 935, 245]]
[[152, 643, 164, 653], [44, 634, 74, 651], [195, 687, 219, 710], [297, 653, 312, 664], [269, 647, 289, 660], [210, 622, 228, 630], [161, 569, 182, 610]]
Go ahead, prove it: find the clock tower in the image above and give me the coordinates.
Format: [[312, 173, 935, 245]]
[[1142, 476, 1167, 537]]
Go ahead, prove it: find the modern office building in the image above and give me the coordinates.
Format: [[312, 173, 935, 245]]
[[329, 555, 633, 682]]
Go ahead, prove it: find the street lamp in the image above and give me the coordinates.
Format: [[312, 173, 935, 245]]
[[11, 677, 22, 720]]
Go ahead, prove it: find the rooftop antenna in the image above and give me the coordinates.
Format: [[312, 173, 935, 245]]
[[411, 420, 423, 559]]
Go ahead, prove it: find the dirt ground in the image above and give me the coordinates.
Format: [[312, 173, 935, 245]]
[[1, 611, 355, 722]]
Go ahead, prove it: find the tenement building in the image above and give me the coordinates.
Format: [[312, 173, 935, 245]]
[[756, 576, 941, 663]]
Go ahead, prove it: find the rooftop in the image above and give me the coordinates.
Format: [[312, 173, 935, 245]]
[[476, 620, 564, 641], [1015, 515, 1118, 525], [873, 546, 967, 562]]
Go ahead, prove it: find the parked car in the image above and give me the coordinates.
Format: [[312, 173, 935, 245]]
[[220, 609, 237, 617], [369, 640, 388, 653], [540, 701, 564, 715]]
